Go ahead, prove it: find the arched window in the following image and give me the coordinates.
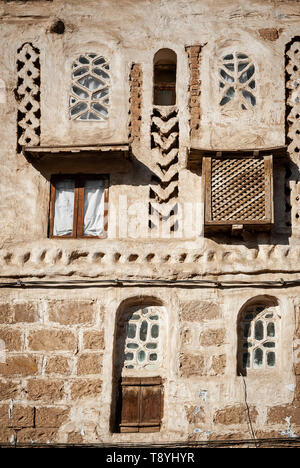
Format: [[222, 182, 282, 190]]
[[237, 299, 279, 375], [69, 53, 110, 121], [153, 48, 177, 106], [219, 52, 256, 110], [112, 302, 165, 433]]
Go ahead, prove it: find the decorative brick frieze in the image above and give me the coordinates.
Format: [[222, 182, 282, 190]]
[[16, 43, 41, 154], [186, 45, 201, 137]]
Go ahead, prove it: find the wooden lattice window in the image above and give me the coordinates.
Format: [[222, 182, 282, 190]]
[[202, 150, 275, 233], [119, 377, 163, 433]]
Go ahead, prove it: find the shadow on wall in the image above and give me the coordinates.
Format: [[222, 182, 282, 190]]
[[109, 296, 163, 433]]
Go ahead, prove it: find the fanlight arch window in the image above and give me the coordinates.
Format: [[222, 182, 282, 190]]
[[237, 300, 279, 375], [153, 48, 177, 106], [219, 52, 256, 110], [69, 53, 110, 121], [123, 306, 162, 370]]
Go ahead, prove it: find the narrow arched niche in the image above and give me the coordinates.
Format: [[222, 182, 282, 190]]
[[153, 48, 177, 106]]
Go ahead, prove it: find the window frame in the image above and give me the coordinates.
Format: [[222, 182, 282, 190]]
[[49, 174, 109, 239]]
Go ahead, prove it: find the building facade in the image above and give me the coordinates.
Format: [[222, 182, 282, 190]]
[[0, 0, 299, 447]]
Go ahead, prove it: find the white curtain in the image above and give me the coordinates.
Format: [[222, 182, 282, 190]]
[[83, 179, 105, 236], [53, 179, 75, 236]]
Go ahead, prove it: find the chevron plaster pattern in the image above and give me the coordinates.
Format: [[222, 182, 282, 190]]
[[149, 106, 179, 234]]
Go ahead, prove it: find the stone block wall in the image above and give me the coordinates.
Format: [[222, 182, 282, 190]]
[[128, 63, 143, 144]]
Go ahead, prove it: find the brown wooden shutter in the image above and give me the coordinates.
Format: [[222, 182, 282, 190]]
[[119, 377, 163, 433]]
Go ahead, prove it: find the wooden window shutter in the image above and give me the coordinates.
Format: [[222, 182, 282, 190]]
[[119, 377, 163, 433]]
